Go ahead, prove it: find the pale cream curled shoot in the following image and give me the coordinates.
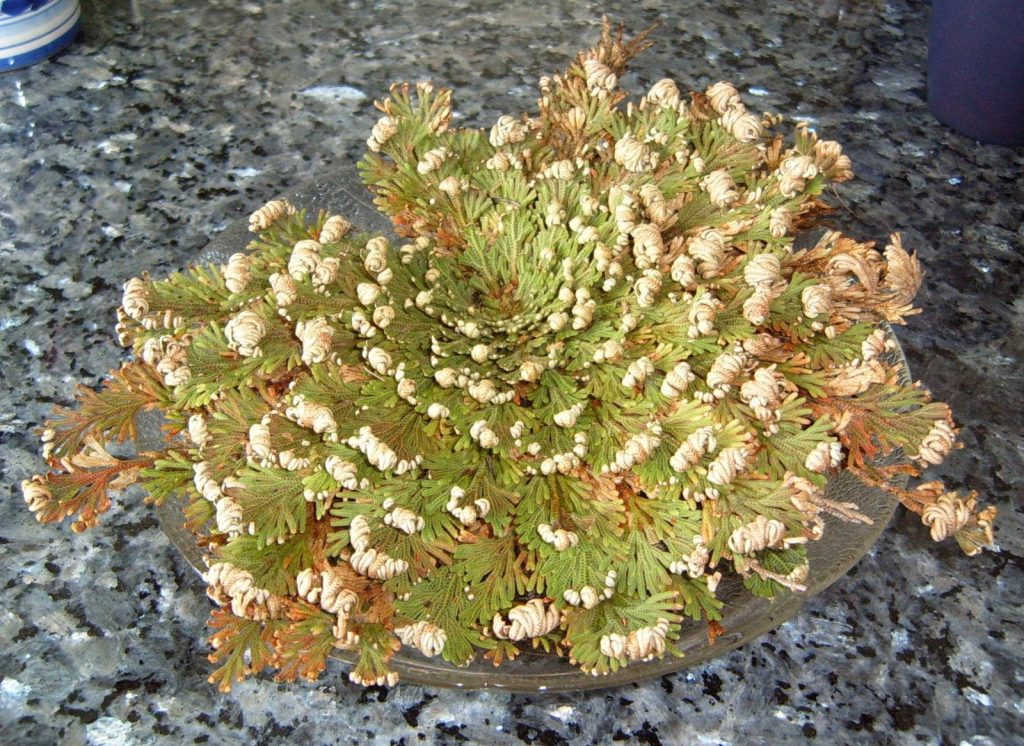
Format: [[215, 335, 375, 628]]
[[395, 621, 448, 657], [248, 198, 295, 233], [492, 599, 561, 641]]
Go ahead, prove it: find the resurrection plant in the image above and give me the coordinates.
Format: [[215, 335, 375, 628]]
[[23, 20, 996, 689]]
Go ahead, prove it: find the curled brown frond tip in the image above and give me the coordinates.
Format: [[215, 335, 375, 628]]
[[591, 15, 660, 73]]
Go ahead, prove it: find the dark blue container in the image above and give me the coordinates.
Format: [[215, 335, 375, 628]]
[[927, 0, 1024, 146]]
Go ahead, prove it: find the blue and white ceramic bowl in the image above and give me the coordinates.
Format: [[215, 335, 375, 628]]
[[0, 0, 81, 71]]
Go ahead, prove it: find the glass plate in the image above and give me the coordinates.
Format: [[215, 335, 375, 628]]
[[149, 170, 907, 692]]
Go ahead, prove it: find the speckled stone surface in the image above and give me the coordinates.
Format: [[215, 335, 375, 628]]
[[1, 1, 1021, 744]]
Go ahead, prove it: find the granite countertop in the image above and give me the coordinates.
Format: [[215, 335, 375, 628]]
[[1, 1, 1021, 743]]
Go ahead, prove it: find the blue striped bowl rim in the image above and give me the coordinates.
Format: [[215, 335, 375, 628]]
[[1, 0, 80, 71]]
